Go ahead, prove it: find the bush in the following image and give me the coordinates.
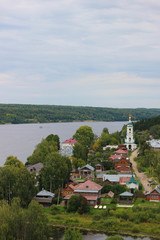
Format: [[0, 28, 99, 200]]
[[64, 228, 83, 240], [93, 214, 101, 221], [132, 226, 140, 233], [106, 235, 124, 240], [50, 204, 60, 215], [67, 195, 90, 213]]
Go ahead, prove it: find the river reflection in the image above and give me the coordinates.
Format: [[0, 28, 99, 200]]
[[50, 227, 151, 240]]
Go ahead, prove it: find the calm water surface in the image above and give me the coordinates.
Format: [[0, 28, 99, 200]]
[[51, 227, 151, 240], [0, 121, 127, 166]]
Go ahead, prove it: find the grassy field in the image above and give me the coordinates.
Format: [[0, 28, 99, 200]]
[[44, 199, 160, 239]]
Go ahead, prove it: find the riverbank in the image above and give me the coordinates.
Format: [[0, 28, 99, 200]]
[[44, 201, 160, 240], [50, 223, 159, 240]]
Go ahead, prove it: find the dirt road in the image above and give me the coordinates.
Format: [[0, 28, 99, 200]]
[[130, 149, 152, 193]]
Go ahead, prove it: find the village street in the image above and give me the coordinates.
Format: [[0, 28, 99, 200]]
[[130, 149, 152, 193]]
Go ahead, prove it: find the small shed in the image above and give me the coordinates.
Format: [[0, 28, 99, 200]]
[[119, 191, 134, 204], [34, 189, 55, 207]]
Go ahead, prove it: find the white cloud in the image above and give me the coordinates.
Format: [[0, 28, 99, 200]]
[[0, 0, 160, 107]]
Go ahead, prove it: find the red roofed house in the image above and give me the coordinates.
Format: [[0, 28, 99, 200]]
[[74, 180, 102, 206], [64, 180, 103, 206], [115, 149, 128, 155], [109, 154, 122, 161], [116, 165, 131, 174], [119, 177, 132, 185], [62, 138, 77, 149]]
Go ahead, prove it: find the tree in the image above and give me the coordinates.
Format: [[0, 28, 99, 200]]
[[0, 166, 36, 207], [26, 138, 58, 165], [25, 200, 49, 240], [64, 228, 83, 240], [67, 195, 90, 213], [73, 143, 88, 161], [46, 134, 60, 150], [5, 156, 24, 168], [73, 126, 94, 148], [40, 152, 71, 192], [72, 157, 86, 169]]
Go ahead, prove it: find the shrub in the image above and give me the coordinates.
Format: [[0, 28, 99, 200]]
[[106, 235, 124, 240], [93, 214, 101, 221], [132, 226, 140, 233], [50, 204, 59, 215], [67, 195, 90, 213]]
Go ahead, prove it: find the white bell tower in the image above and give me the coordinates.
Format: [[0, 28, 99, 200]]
[[125, 115, 137, 151]]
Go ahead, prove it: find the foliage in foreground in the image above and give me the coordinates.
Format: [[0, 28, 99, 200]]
[[0, 160, 36, 207], [0, 199, 49, 240], [63, 228, 83, 240]]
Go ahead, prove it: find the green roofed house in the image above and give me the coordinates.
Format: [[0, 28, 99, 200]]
[[126, 175, 139, 193]]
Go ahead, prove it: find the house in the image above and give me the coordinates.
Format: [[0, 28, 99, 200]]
[[119, 191, 134, 203], [97, 174, 135, 185], [114, 157, 130, 168], [126, 175, 139, 193], [146, 139, 160, 151], [74, 180, 102, 206], [62, 184, 75, 197], [114, 149, 128, 155], [109, 154, 122, 161], [78, 164, 95, 179], [95, 164, 104, 173], [116, 165, 131, 174], [145, 186, 160, 202], [101, 191, 114, 199], [103, 145, 118, 150], [34, 189, 55, 207], [71, 169, 80, 179], [119, 176, 133, 185], [27, 162, 43, 175], [62, 138, 77, 149], [60, 145, 73, 157], [102, 174, 120, 184]]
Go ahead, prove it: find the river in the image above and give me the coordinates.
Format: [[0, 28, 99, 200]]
[[51, 227, 151, 240], [0, 121, 127, 166]]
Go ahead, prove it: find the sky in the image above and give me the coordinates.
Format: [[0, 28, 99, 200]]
[[0, 0, 160, 108]]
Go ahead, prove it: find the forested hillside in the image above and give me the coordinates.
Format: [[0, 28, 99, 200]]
[[0, 104, 160, 124], [134, 114, 160, 131]]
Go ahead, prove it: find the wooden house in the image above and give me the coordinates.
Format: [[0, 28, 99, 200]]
[[145, 186, 160, 202], [34, 189, 55, 207], [78, 164, 95, 179], [62, 184, 75, 197]]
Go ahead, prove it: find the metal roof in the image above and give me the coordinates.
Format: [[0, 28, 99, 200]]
[[36, 189, 55, 198], [119, 191, 133, 197]]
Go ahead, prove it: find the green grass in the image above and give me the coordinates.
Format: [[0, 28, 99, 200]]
[[45, 201, 160, 239]]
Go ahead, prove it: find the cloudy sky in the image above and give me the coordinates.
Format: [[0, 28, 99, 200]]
[[0, 0, 160, 108]]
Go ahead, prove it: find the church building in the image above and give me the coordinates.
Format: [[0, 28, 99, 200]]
[[124, 116, 137, 151]]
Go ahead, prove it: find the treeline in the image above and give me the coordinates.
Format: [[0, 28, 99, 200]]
[[1, 103, 160, 124]]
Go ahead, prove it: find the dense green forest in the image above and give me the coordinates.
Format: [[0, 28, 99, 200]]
[[134, 114, 160, 131], [0, 104, 160, 124]]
